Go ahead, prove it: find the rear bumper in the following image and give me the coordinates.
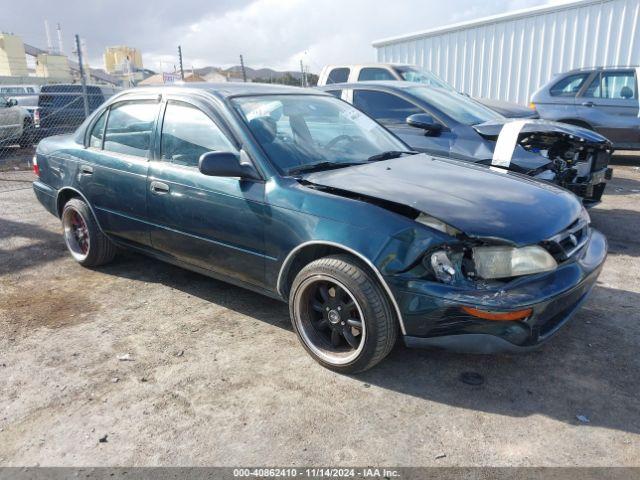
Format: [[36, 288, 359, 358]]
[[389, 228, 607, 353], [33, 180, 58, 217]]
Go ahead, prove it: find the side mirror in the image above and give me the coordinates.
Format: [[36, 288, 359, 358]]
[[198, 151, 260, 180], [406, 113, 442, 136]]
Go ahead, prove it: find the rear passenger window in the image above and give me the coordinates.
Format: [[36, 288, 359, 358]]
[[550, 73, 589, 97], [161, 102, 236, 168], [326, 68, 350, 84], [88, 111, 107, 148], [584, 71, 636, 99], [353, 90, 422, 124], [103, 101, 157, 157], [357, 68, 396, 81]]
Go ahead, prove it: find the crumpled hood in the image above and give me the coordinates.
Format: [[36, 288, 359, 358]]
[[303, 154, 583, 246], [474, 98, 538, 118], [473, 118, 610, 144]]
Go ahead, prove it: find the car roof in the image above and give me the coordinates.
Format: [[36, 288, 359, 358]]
[[125, 82, 326, 99], [318, 80, 422, 90], [563, 65, 639, 74], [323, 63, 412, 69]]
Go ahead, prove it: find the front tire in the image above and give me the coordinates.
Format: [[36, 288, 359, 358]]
[[289, 254, 398, 373], [61, 198, 116, 267]]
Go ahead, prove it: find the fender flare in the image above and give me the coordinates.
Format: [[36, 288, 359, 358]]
[[276, 240, 407, 335]]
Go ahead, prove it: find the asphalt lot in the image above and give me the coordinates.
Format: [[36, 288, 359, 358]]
[[0, 155, 639, 466]]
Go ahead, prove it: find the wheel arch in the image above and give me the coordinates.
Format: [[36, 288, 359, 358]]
[[277, 241, 407, 335], [55, 187, 107, 234]]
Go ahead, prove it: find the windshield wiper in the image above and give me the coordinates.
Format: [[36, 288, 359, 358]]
[[366, 150, 417, 162], [287, 161, 363, 176]]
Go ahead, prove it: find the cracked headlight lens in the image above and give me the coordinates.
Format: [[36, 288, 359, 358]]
[[472, 245, 557, 279]]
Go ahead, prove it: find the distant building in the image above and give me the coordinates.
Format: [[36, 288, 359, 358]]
[[0, 33, 29, 76], [35, 53, 72, 80], [104, 45, 143, 74], [373, 0, 640, 104]]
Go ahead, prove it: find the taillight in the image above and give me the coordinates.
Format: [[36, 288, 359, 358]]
[[34, 109, 40, 127], [32, 155, 40, 176]]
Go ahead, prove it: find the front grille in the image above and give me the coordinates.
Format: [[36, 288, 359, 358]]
[[543, 218, 590, 262]]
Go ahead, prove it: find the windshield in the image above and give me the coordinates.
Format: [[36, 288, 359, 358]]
[[232, 95, 407, 173], [394, 67, 455, 91], [406, 86, 504, 125]]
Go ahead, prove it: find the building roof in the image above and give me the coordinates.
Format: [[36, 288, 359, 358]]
[[372, 0, 604, 47]]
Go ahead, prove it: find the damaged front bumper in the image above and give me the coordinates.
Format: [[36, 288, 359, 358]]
[[386, 228, 607, 353]]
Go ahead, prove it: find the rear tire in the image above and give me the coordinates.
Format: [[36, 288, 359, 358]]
[[289, 254, 397, 373], [61, 198, 116, 267]]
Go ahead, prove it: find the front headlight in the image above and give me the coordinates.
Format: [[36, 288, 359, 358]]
[[472, 245, 557, 279], [416, 213, 460, 237]]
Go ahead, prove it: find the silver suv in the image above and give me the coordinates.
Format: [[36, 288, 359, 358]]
[[531, 67, 639, 149]]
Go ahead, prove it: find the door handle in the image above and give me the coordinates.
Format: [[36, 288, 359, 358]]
[[150, 181, 170, 194], [79, 165, 93, 175], [581, 101, 594, 107]]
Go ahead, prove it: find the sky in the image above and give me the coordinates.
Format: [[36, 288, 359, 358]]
[[3, 0, 565, 73]]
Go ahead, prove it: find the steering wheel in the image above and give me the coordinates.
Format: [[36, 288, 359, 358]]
[[325, 134, 356, 150]]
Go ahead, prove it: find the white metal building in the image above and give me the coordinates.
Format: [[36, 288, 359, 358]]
[[372, 0, 640, 104]]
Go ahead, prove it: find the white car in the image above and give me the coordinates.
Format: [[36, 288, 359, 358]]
[[0, 95, 32, 148]]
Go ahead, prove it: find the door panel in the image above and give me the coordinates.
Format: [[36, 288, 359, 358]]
[[147, 163, 267, 287]]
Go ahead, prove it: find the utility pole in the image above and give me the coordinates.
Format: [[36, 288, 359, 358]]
[[74, 34, 90, 118], [178, 46, 184, 80], [239, 55, 247, 82], [300, 59, 306, 87]]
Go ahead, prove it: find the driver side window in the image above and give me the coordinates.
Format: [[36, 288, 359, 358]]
[[353, 90, 422, 125], [160, 102, 236, 168]]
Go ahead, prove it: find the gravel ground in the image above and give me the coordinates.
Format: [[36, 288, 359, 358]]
[[0, 160, 639, 467]]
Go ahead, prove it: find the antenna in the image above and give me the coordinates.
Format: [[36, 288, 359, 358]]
[[56, 23, 64, 54], [44, 20, 53, 52]]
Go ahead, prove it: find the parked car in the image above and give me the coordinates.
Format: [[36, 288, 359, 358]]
[[36, 84, 119, 138], [320, 81, 613, 205], [33, 83, 607, 372], [0, 84, 41, 130], [0, 95, 32, 148], [318, 63, 538, 118], [531, 66, 640, 149]]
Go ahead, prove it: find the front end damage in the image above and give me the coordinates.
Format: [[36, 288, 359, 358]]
[[475, 120, 614, 205], [374, 211, 608, 352]]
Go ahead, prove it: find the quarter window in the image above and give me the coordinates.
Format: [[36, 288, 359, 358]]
[[88, 111, 107, 148], [103, 101, 157, 157], [326, 68, 350, 84], [357, 68, 396, 81], [550, 73, 589, 97], [353, 90, 422, 124], [161, 102, 236, 168]]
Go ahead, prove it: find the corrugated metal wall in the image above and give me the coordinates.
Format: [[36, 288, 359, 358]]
[[373, 0, 640, 104]]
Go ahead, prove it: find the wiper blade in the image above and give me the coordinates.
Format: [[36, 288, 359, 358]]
[[366, 150, 417, 162], [287, 161, 362, 175]]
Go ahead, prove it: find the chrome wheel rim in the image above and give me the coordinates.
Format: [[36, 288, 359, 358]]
[[62, 207, 90, 261], [294, 275, 366, 365]]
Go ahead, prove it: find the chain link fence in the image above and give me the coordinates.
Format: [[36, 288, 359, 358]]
[[0, 84, 119, 170]]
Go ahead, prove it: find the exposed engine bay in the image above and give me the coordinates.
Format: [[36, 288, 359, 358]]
[[474, 120, 614, 205]]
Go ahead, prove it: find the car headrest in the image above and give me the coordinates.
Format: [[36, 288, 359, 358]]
[[249, 117, 277, 144], [620, 86, 634, 99]]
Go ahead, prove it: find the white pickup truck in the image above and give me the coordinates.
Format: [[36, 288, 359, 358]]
[[0, 96, 32, 148], [317, 63, 537, 118]]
